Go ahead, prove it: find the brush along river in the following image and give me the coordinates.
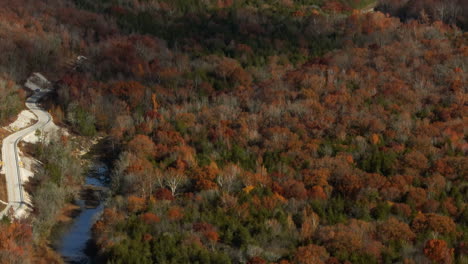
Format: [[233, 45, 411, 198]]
[[55, 162, 109, 263]]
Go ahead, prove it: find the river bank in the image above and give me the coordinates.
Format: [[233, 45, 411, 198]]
[[50, 138, 116, 263], [53, 162, 109, 263]]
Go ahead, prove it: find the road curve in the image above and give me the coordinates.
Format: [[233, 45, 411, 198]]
[[0, 89, 52, 219]]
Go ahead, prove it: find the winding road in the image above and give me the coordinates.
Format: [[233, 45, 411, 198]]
[[0, 87, 52, 219]]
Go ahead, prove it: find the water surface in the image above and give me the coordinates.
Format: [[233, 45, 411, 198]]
[[57, 163, 108, 264]]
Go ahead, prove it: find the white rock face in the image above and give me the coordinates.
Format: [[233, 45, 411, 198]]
[[4, 110, 37, 132]]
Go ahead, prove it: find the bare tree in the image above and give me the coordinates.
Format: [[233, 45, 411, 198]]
[[165, 169, 187, 196], [110, 151, 130, 193], [216, 163, 241, 193], [154, 168, 165, 189]]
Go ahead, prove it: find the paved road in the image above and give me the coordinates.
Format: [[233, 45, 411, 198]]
[[0, 89, 52, 219]]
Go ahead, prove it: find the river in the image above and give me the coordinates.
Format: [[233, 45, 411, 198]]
[[56, 162, 109, 264]]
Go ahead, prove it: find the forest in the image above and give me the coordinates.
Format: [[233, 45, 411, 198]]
[[0, 0, 466, 263]]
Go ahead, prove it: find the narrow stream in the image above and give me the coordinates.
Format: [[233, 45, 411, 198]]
[[57, 162, 109, 264]]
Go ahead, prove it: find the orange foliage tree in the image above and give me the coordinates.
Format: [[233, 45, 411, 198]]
[[0, 221, 33, 263], [424, 239, 453, 264], [294, 244, 330, 264]]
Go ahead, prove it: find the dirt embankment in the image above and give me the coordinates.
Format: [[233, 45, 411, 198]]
[[0, 175, 7, 212], [0, 128, 11, 212]]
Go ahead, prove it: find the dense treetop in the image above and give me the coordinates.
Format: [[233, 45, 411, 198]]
[[0, 0, 466, 263]]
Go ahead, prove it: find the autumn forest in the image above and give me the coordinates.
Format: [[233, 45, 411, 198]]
[[0, 0, 466, 263]]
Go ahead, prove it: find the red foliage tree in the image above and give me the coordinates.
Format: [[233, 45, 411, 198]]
[[191, 162, 219, 191], [317, 219, 383, 258], [128, 134, 156, 157], [391, 203, 413, 218], [282, 179, 308, 200], [154, 188, 174, 201], [203, 230, 219, 243], [140, 212, 160, 224], [308, 185, 328, 200], [303, 168, 330, 187], [424, 239, 453, 264], [193, 222, 215, 233], [0, 221, 33, 263], [335, 173, 363, 198], [167, 206, 184, 221], [107, 81, 146, 108], [412, 213, 456, 235], [247, 257, 267, 264], [378, 217, 416, 242], [127, 195, 146, 213], [294, 244, 330, 264], [406, 187, 427, 209]]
